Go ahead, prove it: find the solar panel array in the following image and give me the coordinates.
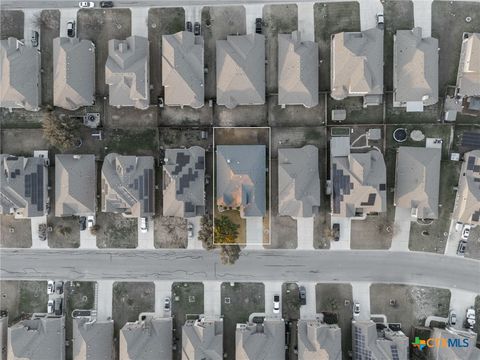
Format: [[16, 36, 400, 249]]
[[353, 326, 373, 360], [24, 164, 44, 212], [332, 163, 352, 214]]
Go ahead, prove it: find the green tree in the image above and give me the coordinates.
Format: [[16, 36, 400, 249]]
[[198, 215, 214, 250], [214, 215, 239, 244], [220, 245, 241, 265], [42, 111, 80, 150]]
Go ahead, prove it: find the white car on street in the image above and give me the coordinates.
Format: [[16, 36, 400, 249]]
[[79, 1, 95, 8]]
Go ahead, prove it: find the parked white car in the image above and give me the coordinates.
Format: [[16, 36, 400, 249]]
[[353, 302, 360, 316], [140, 217, 148, 233], [47, 280, 55, 295], [273, 295, 280, 314], [79, 1, 95, 8], [87, 215, 95, 229], [461, 225, 471, 240], [187, 223, 194, 238], [47, 300, 55, 314]]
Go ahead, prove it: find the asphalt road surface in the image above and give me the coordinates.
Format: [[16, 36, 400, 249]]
[[1, 249, 479, 293]]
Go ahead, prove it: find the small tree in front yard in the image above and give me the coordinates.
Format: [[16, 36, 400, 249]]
[[42, 111, 80, 151], [198, 215, 214, 250], [214, 215, 239, 244]]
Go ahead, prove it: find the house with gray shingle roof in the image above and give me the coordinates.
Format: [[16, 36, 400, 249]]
[[216, 34, 265, 109], [8, 317, 65, 360], [119, 317, 172, 360], [352, 320, 408, 360], [394, 146, 441, 219], [0, 37, 40, 111], [72, 318, 113, 360], [393, 28, 439, 111], [101, 153, 155, 218], [55, 154, 96, 217], [453, 150, 480, 226], [105, 36, 149, 109], [163, 146, 205, 218], [278, 31, 318, 108], [456, 33, 480, 98], [331, 28, 383, 107], [0, 154, 48, 218], [429, 327, 480, 360], [182, 318, 223, 360], [216, 145, 266, 218], [278, 145, 320, 218], [297, 319, 341, 360], [235, 320, 284, 360], [53, 37, 95, 110], [330, 138, 387, 218], [162, 31, 204, 109]]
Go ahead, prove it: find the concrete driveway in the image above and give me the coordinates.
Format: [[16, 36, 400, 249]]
[[79, 227, 97, 249], [131, 7, 149, 37], [137, 217, 154, 249], [244, 4, 263, 34], [298, 281, 317, 319], [264, 281, 282, 318], [330, 217, 351, 250], [187, 216, 203, 250], [154, 280, 173, 315], [413, 0, 432, 37], [59, 8, 78, 38], [297, 3, 314, 41], [296, 217, 314, 250], [31, 216, 49, 249], [359, 0, 383, 31], [184, 5, 202, 23], [203, 281, 221, 319], [352, 282, 371, 321], [96, 280, 113, 321], [246, 217, 263, 246], [390, 207, 412, 252], [449, 289, 477, 331], [444, 219, 463, 257]]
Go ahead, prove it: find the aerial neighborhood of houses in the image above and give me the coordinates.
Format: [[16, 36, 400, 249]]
[[0, 1, 479, 360]]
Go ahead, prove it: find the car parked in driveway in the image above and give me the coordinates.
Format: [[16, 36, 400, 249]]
[[54, 298, 63, 316], [353, 302, 360, 316], [164, 297, 170, 311], [449, 310, 457, 326], [187, 223, 194, 238], [47, 300, 55, 314], [457, 240, 467, 256], [67, 21, 75, 38], [376, 13, 384, 30], [186, 21, 192, 32], [299, 286, 306, 305], [55, 281, 64, 295], [194, 22, 201, 36], [79, 1, 95, 8], [140, 217, 148, 233], [273, 295, 280, 314], [255, 18, 262, 34], [47, 280, 55, 295], [87, 215, 95, 229], [31, 31, 39, 47], [461, 225, 471, 240]]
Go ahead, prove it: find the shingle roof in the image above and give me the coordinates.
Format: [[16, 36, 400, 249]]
[[182, 319, 223, 360], [216, 34, 265, 109], [0, 154, 48, 218], [0, 37, 40, 111], [55, 154, 96, 217], [105, 36, 149, 109], [8, 317, 65, 360], [278, 31, 318, 108], [216, 145, 266, 217], [453, 150, 480, 225], [330, 28, 383, 102], [297, 320, 341, 360], [393, 28, 438, 107], [456, 33, 480, 97], [395, 147, 441, 219], [330, 139, 387, 218], [352, 321, 408, 360], [163, 146, 205, 218], [101, 153, 155, 217], [119, 317, 172, 360], [72, 318, 113, 360], [278, 145, 320, 218], [53, 37, 95, 110], [235, 320, 284, 360], [162, 31, 204, 109]]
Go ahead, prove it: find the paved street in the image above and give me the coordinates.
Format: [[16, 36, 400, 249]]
[[1, 249, 479, 293]]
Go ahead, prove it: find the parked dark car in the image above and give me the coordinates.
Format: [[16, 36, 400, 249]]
[[299, 286, 306, 305], [67, 21, 75, 38], [55, 281, 64, 295], [332, 223, 340, 241], [457, 240, 467, 256], [255, 18, 262, 34], [186, 21, 193, 32], [194, 22, 201, 36], [31, 31, 39, 47], [100, 1, 113, 7], [54, 298, 63, 316], [79, 216, 86, 231]]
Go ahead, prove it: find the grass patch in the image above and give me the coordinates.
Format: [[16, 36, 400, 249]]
[[105, 129, 159, 155]]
